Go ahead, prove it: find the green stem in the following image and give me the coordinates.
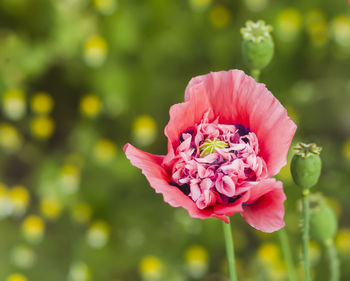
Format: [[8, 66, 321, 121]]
[[251, 69, 261, 81], [302, 190, 312, 281], [222, 220, 238, 281], [326, 240, 340, 281], [278, 228, 297, 281]]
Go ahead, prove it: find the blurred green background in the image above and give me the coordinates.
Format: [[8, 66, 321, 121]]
[[0, 0, 350, 280]]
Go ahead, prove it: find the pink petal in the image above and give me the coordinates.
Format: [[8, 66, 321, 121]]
[[184, 70, 297, 176], [215, 175, 236, 197], [163, 82, 214, 167], [240, 179, 286, 233], [124, 144, 226, 221], [213, 193, 249, 217]]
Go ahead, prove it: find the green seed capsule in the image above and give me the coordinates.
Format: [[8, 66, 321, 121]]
[[291, 142, 322, 190], [309, 194, 338, 244], [241, 20, 274, 71]]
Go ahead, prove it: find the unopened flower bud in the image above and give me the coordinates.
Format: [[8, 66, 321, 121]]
[[309, 194, 338, 244], [291, 142, 322, 191], [241, 20, 274, 72]]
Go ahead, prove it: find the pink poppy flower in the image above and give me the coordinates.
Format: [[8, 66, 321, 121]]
[[124, 70, 296, 232]]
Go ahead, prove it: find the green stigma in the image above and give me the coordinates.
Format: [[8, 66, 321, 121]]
[[240, 20, 273, 43], [292, 142, 322, 158], [199, 138, 228, 157]]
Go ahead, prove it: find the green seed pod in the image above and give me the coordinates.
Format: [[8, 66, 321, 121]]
[[241, 20, 274, 71], [291, 142, 322, 190], [309, 194, 338, 244]]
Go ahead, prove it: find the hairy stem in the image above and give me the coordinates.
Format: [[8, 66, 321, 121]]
[[278, 228, 297, 281], [222, 220, 238, 281], [302, 190, 312, 281], [326, 240, 340, 281]]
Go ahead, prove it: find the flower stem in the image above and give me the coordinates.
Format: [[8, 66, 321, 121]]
[[278, 228, 297, 281], [326, 240, 340, 281], [222, 220, 238, 281], [302, 189, 312, 281]]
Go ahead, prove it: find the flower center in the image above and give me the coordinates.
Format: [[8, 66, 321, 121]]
[[199, 138, 228, 157], [170, 115, 268, 210]]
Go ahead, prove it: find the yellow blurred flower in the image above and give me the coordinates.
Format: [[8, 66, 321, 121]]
[[30, 116, 55, 139], [185, 245, 209, 278], [40, 196, 62, 220], [336, 228, 350, 254], [244, 0, 268, 13], [326, 197, 342, 218], [79, 94, 102, 118], [71, 202, 92, 224], [0, 123, 23, 153], [22, 215, 45, 243], [6, 273, 28, 281], [275, 8, 302, 42], [11, 245, 36, 269], [2, 89, 26, 120], [308, 241, 321, 264], [86, 220, 110, 248], [132, 115, 157, 146], [93, 0, 117, 15], [189, 0, 211, 11], [68, 261, 91, 281], [257, 242, 286, 280], [9, 185, 30, 216], [30, 92, 54, 115], [139, 256, 163, 280], [257, 242, 280, 266], [0, 183, 13, 217], [84, 35, 108, 67], [209, 5, 231, 29], [59, 164, 81, 194], [343, 138, 350, 161], [93, 139, 117, 164], [331, 15, 350, 49], [305, 10, 329, 47]]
